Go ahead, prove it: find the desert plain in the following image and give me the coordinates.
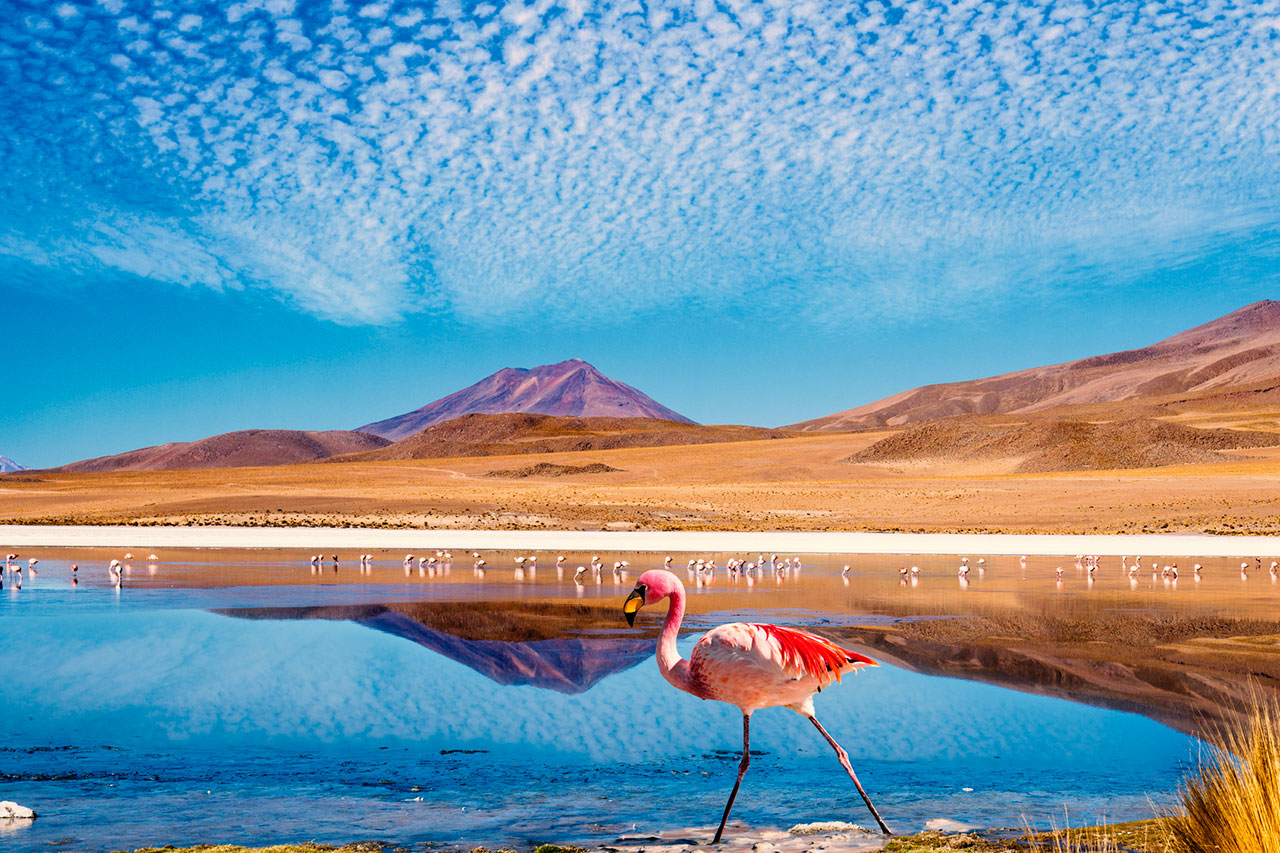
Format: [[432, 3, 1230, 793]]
[[4, 419, 1280, 535]]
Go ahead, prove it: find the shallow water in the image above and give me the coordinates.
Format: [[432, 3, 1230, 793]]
[[0, 553, 1217, 851]]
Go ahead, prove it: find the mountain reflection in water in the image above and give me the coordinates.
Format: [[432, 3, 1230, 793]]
[[219, 600, 654, 694]]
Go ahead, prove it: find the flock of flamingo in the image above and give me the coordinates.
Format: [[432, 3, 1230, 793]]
[[5, 550, 1279, 596], [2, 551, 159, 590], [305, 550, 818, 589]]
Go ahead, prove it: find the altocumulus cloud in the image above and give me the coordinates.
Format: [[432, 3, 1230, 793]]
[[1, 0, 1278, 325]]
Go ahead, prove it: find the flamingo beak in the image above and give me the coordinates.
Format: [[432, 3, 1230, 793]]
[[623, 585, 646, 627]]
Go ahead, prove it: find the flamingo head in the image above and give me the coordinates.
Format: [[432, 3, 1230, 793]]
[[624, 569, 683, 626]]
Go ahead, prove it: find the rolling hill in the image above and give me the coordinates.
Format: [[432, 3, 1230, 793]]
[[847, 417, 1280, 473], [335, 412, 789, 462], [358, 358, 692, 440], [793, 300, 1280, 431], [54, 429, 391, 473]]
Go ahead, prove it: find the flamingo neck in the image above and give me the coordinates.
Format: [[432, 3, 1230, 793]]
[[657, 585, 694, 694]]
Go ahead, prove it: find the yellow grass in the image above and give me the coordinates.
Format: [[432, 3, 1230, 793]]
[[1165, 693, 1280, 853]]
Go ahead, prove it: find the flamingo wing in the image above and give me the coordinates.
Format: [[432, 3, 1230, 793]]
[[688, 623, 878, 711]]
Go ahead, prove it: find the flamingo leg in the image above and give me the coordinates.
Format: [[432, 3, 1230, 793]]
[[807, 715, 892, 836], [712, 713, 751, 844]]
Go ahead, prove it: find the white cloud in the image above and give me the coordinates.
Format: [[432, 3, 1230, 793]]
[[3, 0, 1280, 327]]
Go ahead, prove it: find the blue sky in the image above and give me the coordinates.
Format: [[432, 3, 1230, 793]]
[[3, 0, 1279, 467]]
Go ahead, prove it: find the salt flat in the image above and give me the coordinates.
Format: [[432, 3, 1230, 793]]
[[2, 523, 1277, 557]]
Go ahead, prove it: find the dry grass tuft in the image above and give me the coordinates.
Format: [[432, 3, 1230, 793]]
[[1165, 693, 1280, 853]]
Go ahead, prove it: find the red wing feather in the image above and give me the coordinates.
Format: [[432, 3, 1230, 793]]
[[755, 624, 878, 682]]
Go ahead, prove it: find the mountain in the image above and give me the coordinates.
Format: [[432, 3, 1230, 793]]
[[793, 300, 1280, 431], [334, 412, 789, 462], [359, 358, 693, 440], [54, 429, 390, 473], [0, 456, 26, 473]]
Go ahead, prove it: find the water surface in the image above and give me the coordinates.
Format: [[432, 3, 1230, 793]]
[[0, 552, 1212, 851]]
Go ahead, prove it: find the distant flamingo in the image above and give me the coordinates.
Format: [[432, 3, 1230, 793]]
[[623, 570, 890, 841]]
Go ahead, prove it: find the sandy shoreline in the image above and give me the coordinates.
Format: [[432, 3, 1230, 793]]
[[1, 523, 1277, 556]]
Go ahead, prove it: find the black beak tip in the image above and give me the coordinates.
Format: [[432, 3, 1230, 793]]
[[625, 610, 637, 627]]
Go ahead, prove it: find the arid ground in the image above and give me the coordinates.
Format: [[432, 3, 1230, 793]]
[[4, 427, 1280, 534]]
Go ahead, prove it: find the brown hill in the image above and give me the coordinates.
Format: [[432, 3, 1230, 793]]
[[335, 412, 790, 461], [794, 300, 1280, 431], [55, 429, 390, 473], [847, 417, 1280, 473], [359, 358, 692, 440], [484, 462, 623, 478]]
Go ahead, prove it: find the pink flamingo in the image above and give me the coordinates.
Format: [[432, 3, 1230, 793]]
[[623, 569, 890, 841]]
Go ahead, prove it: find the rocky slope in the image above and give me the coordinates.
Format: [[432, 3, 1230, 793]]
[[795, 300, 1280, 431]]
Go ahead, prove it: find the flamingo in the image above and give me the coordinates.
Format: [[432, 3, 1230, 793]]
[[623, 570, 890, 841]]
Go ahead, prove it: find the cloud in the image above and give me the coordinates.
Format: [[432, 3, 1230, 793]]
[[1, 0, 1278, 327]]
